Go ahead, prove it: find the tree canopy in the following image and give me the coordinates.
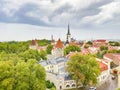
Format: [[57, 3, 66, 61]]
[[86, 41, 93, 45], [109, 41, 120, 46], [66, 54, 100, 88], [46, 45, 53, 54], [0, 59, 46, 90], [64, 45, 81, 55], [100, 46, 108, 51]]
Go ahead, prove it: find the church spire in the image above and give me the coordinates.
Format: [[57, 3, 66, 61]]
[[65, 24, 71, 45], [67, 24, 71, 35]]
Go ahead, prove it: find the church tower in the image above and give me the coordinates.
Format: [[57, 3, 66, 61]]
[[65, 24, 71, 45]]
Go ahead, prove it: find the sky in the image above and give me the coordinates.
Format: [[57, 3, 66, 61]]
[[0, 0, 120, 41]]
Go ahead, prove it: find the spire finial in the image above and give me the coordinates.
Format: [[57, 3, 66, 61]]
[[67, 24, 70, 35]]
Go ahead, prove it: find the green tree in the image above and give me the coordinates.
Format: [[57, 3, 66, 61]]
[[108, 49, 120, 53], [109, 41, 120, 46], [64, 45, 81, 55], [0, 59, 46, 90], [37, 39, 51, 46], [86, 41, 93, 45], [0, 41, 29, 54], [66, 54, 100, 89], [18, 49, 41, 61], [0, 60, 14, 90], [46, 45, 53, 54], [46, 80, 55, 89], [39, 50, 47, 60], [100, 46, 108, 51]]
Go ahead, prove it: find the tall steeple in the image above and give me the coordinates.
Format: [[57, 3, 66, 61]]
[[65, 24, 71, 45], [67, 24, 71, 35]]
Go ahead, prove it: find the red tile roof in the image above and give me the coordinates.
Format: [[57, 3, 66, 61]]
[[104, 53, 120, 65], [94, 39, 106, 43], [55, 38, 64, 48], [98, 61, 108, 72], [96, 39, 106, 42], [104, 53, 114, 59]]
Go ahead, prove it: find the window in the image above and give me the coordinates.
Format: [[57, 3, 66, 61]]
[[66, 85, 70, 88], [72, 84, 75, 87]]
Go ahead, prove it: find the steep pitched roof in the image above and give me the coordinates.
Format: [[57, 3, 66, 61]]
[[55, 38, 64, 48]]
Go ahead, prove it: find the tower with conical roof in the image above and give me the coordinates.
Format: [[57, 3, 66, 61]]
[[52, 38, 64, 58], [65, 24, 71, 45]]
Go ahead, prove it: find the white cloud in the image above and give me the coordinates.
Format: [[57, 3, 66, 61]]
[[1, 0, 51, 16], [0, 0, 120, 29], [0, 0, 102, 17], [26, 0, 104, 25], [82, 1, 120, 24]]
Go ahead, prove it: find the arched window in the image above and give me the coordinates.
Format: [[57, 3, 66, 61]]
[[66, 85, 70, 88], [72, 84, 75, 87]]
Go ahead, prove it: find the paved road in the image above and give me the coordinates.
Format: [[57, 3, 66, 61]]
[[97, 75, 118, 90]]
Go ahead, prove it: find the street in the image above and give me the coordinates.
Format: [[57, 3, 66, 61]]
[[97, 75, 118, 90]]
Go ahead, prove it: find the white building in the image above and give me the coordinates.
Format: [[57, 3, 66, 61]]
[[96, 58, 110, 84], [40, 57, 77, 90]]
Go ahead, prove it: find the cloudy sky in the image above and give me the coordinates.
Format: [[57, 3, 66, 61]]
[[0, 0, 120, 41]]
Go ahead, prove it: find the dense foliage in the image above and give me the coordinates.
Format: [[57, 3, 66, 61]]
[[0, 41, 29, 53], [64, 45, 81, 55], [0, 53, 46, 90], [86, 41, 93, 45], [0, 40, 51, 90], [0, 40, 49, 61], [37, 39, 51, 46], [108, 49, 120, 53], [109, 41, 120, 46], [0, 39, 50, 54], [67, 54, 100, 88], [100, 46, 108, 51], [46, 45, 53, 54], [19, 49, 39, 61], [46, 80, 56, 89]]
